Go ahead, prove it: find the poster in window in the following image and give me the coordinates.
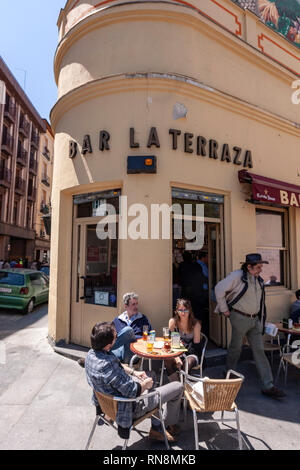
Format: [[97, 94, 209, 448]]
[[87, 246, 100, 262], [94, 291, 109, 305]]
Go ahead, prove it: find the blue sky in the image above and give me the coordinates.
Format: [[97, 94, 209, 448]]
[[0, 0, 65, 121]]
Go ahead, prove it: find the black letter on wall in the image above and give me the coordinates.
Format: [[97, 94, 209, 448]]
[[209, 140, 219, 159], [129, 128, 139, 148], [197, 136, 207, 156], [169, 129, 181, 150], [81, 135, 93, 155], [243, 150, 253, 168], [69, 141, 78, 159], [99, 131, 110, 151], [233, 146, 242, 165], [147, 127, 160, 148], [184, 133, 194, 154]]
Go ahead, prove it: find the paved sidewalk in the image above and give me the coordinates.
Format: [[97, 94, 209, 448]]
[[0, 307, 299, 450]]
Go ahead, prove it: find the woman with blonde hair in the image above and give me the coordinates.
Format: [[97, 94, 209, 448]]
[[165, 298, 203, 381]]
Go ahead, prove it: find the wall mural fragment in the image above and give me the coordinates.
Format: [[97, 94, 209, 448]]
[[232, 0, 300, 47]]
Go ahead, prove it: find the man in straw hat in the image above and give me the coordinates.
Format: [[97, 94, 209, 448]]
[[215, 253, 285, 399]]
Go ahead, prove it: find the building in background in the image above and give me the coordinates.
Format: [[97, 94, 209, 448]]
[[0, 57, 46, 264], [34, 119, 54, 263]]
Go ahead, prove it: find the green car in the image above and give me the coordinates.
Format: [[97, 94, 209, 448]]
[[0, 269, 49, 314]]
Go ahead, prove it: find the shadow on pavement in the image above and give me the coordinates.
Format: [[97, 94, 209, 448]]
[[0, 303, 48, 340]]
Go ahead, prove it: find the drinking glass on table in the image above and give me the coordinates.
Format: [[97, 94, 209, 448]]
[[143, 325, 149, 341], [147, 335, 154, 353], [163, 327, 170, 340]]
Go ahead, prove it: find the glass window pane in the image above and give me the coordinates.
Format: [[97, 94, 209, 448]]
[[258, 249, 284, 286], [172, 198, 220, 219], [256, 210, 284, 247], [84, 224, 117, 307]]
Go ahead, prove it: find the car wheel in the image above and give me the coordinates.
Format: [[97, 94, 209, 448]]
[[24, 299, 34, 315]]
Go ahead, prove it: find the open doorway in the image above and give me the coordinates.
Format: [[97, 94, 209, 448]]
[[172, 188, 225, 347]]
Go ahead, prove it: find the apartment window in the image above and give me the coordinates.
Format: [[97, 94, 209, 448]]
[[256, 208, 289, 287], [13, 201, 18, 225], [27, 205, 31, 228]]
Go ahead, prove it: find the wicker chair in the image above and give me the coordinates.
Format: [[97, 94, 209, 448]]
[[275, 343, 300, 386], [181, 369, 244, 450], [85, 389, 170, 450]]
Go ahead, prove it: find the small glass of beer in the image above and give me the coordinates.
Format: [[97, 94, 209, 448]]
[[147, 336, 154, 353], [163, 327, 170, 340], [164, 339, 171, 352], [143, 325, 148, 341]]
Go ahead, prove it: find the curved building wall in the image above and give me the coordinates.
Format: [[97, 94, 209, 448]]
[[50, 0, 300, 346]]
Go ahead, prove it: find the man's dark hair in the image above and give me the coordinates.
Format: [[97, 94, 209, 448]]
[[296, 289, 300, 300], [241, 262, 257, 273], [91, 322, 116, 350]]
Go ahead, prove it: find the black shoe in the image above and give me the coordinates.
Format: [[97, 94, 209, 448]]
[[261, 386, 286, 399], [77, 358, 85, 368]]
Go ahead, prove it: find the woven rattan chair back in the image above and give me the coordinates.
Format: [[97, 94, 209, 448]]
[[202, 378, 242, 412], [185, 378, 242, 413], [94, 390, 118, 421]]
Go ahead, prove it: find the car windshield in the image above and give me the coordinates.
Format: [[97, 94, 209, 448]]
[[0, 272, 25, 286]]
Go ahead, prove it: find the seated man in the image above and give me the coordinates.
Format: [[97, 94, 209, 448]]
[[290, 290, 300, 323], [85, 322, 183, 442], [111, 292, 152, 363]]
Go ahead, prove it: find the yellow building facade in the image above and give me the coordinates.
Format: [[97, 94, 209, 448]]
[[50, 0, 300, 348]]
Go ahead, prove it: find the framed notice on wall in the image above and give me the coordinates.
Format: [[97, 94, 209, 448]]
[[94, 291, 109, 306]]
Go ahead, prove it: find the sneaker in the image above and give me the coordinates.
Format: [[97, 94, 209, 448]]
[[167, 424, 181, 436], [148, 428, 177, 443], [77, 358, 85, 368], [261, 386, 286, 399]]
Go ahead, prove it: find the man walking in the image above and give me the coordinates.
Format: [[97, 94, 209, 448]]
[[215, 253, 285, 399]]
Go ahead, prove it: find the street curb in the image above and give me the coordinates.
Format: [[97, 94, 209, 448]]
[[48, 335, 88, 362]]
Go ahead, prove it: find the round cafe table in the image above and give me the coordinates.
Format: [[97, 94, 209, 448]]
[[275, 322, 300, 347], [130, 337, 185, 386]]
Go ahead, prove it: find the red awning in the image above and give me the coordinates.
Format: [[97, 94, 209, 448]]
[[238, 170, 300, 208]]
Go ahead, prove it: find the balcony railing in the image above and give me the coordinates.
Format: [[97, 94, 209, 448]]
[[15, 176, 26, 194], [27, 186, 36, 200], [43, 146, 50, 161], [1, 132, 14, 155], [0, 167, 12, 188], [17, 144, 28, 166], [4, 101, 16, 122], [31, 132, 40, 149], [19, 116, 30, 136], [41, 174, 50, 187], [29, 157, 38, 174]]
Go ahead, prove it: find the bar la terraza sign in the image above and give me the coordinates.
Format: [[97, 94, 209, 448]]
[[69, 127, 253, 169]]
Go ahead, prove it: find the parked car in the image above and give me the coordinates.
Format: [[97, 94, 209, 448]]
[[0, 269, 49, 314]]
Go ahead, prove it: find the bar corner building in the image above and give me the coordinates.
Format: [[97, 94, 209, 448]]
[[50, 0, 300, 349]]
